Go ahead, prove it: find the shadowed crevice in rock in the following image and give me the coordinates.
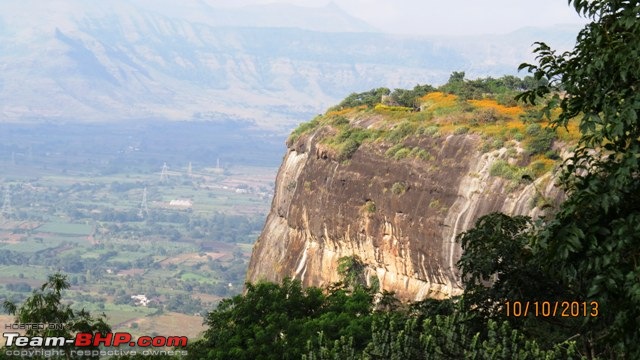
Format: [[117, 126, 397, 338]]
[[247, 128, 563, 301]]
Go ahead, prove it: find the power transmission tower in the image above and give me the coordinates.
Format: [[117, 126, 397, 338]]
[[1, 187, 12, 219], [138, 187, 149, 219], [160, 162, 169, 182]]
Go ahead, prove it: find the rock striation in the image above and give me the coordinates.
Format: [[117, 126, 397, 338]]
[[247, 115, 564, 301]]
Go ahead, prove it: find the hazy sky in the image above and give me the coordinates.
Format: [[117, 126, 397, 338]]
[[214, 0, 588, 36]]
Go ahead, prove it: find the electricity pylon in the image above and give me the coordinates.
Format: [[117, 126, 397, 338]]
[[160, 162, 169, 182], [138, 187, 149, 219], [1, 187, 12, 219]]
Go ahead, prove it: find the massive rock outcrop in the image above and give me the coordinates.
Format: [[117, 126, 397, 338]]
[[246, 113, 564, 301]]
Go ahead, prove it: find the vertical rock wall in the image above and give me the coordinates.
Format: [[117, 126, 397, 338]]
[[247, 130, 563, 301]]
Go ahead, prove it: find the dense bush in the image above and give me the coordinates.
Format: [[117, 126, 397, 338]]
[[523, 123, 556, 155], [189, 275, 580, 360], [389, 84, 435, 108], [385, 121, 416, 143], [439, 72, 546, 100], [287, 116, 321, 144], [391, 182, 407, 195], [335, 87, 391, 109]]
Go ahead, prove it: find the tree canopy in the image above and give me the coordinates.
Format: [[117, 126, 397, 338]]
[[455, 0, 640, 357], [2, 273, 111, 359]]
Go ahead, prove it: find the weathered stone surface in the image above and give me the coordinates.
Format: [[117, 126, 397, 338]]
[[247, 122, 563, 301]]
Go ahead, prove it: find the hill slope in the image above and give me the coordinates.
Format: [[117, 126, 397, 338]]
[[246, 91, 575, 300]]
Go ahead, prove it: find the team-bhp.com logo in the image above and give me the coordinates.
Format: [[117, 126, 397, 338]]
[[3, 330, 188, 357]]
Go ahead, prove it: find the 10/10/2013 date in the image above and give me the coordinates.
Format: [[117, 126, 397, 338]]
[[504, 301, 599, 318]]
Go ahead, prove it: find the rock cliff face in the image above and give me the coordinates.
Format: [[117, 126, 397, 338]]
[[246, 115, 564, 301]]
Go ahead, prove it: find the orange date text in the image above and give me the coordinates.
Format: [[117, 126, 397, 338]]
[[504, 301, 599, 318]]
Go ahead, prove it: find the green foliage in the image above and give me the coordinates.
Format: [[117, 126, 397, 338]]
[[2, 273, 111, 359], [302, 75, 565, 171], [363, 200, 376, 213], [428, 199, 441, 210], [330, 116, 350, 126], [388, 84, 435, 108], [385, 121, 416, 143], [489, 160, 531, 182], [334, 87, 391, 109], [327, 127, 379, 162], [455, 213, 584, 353], [528, 159, 553, 178], [337, 255, 367, 289], [392, 148, 411, 160], [385, 144, 432, 161], [419, 314, 580, 360], [390, 182, 406, 195], [419, 125, 440, 137], [519, 107, 544, 123], [305, 300, 582, 360], [439, 72, 543, 100], [457, 214, 563, 318], [502, 0, 640, 356], [288, 116, 321, 145], [384, 143, 405, 158], [453, 126, 470, 135], [439, 71, 467, 96], [339, 139, 360, 161], [544, 149, 560, 160], [194, 275, 583, 360], [489, 160, 512, 178], [495, 92, 518, 107], [513, 132, 525, 142], [523, 123, 556, 155], [414, 148, 432, 161], [189, 278, 376, 360]]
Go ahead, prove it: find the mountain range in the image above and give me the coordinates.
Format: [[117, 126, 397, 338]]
[[0, 0, 580, 131]]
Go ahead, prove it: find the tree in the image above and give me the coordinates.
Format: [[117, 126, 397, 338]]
[[452, 1, 640, 357], [190, 279, 327, 359], [458, 214, 543, 318], [515, 0, 640, 357], [2, 273, 111, 359], [456, 213, 577, 349], [304, 302, 581, 360], [334, 88, 391, 109], [439, 71, 466, 96], [389, 84, 435, 108], [190, 275, 378, 359], [336, 255, 367, 290]]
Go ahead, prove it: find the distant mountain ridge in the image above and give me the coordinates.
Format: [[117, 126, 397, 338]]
[[0, 1, 580, 130]]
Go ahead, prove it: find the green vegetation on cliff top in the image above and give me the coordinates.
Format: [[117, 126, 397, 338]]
[[288, 72, 576, 182]]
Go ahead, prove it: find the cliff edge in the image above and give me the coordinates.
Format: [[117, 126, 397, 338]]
[[247, 92, 571, 301]]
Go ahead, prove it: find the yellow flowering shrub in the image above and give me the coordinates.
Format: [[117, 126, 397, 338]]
[[469, 98, 524, 118], [419, 92, 458, 111]]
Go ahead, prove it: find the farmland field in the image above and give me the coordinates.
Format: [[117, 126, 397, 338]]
[[0, 121, 284, 342]]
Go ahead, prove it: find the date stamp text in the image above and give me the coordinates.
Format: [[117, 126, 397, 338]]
[[504, 301, 599, 318]]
